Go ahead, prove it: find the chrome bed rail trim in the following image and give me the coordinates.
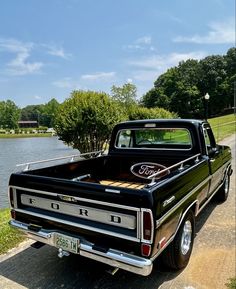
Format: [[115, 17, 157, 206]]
[[9, 220, 152, 276], [16, 150, 104, 171]]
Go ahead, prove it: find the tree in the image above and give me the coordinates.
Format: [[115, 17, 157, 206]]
[[142, 60, 201, 118], [198, 55, 227, 116], [54, 90, 126, 152], [142, 49, 236, 118], [0, 100, 20, 129], [225, 47, 236, 108], [20, 104, 43, 122], [111, 83, 137, 105], [41, 98, 60, 127], [127, 104, 176, 120], [20, 99, 60, 127]]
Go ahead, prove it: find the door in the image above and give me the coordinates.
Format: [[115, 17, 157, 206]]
[[203, 125, 223, 196]]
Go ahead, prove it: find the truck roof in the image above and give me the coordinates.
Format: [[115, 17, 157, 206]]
[[114, 119, 207, 129]]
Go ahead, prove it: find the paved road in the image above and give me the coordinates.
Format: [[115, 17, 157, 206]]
[[0, 134, 235, 289]]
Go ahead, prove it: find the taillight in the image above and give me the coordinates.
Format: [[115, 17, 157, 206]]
[[9, 187, 14, 208], [142, 210, 153, 242], [141, 209, 153, 257], [141, 243, 151, 257]]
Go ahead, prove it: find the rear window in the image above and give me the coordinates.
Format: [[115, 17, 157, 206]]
[[116, 128, 192, 150]]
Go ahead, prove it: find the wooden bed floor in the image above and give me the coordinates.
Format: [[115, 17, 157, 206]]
[[100, 179, 145, 189]]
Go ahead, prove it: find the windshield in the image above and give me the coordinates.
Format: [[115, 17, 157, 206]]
[[116, 128, 192, 150]]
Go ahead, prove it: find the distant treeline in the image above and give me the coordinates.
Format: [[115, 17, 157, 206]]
[[0, 98, 60, 129], [0, 47, 235, 131], [141, 47, 236, 118]]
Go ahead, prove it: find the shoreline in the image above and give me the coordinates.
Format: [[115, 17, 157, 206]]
[[0, 133, 55, 138]]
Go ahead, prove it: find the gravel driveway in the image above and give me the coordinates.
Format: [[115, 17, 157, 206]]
[[0, 134, 235, 289]]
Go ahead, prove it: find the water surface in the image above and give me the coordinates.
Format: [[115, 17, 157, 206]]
[[0, 137, 78, 208]]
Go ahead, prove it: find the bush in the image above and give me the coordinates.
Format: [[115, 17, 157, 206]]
[[55, 90, 126, 152], [127, 104, 177, 120]]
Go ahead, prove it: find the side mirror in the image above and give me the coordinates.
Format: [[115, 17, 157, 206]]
[[209, 146, 219, 157]]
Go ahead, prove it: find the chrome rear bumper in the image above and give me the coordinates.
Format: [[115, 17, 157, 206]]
[[9, 219, 153, 276]]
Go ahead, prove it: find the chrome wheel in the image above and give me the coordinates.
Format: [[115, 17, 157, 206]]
[[180, 220, 192, 255]]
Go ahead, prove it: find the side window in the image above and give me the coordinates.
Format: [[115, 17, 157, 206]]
[[117, 130, 132, 148], [203, 127, 216, 155], [204, 129, 211, 146]]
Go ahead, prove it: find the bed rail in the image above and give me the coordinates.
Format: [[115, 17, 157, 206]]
[[148, 153, 201, 185], [16, 150, 104, 171]]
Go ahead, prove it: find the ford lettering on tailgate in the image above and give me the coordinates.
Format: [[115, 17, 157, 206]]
[[21, 194, 136, 229]]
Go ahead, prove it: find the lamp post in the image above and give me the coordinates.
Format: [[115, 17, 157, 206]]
[[203, 93, 210, 120]]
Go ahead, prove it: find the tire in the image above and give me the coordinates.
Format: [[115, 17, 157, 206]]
[[162, 210, 195, 270], [216, 173, 230, 203]]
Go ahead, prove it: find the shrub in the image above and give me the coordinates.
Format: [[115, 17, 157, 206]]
[[55, 90, 126, 152], [127, 104, 177, 120]]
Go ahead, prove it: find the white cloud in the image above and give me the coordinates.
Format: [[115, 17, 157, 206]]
[[52, 77, 79, 89], [34, 95, 42, 100], [173, 19, 235, 44], [136, 36, 152, 45], [81, 72, 116, 81], [45, 45, 72, 59], [129, 51, 206, 70], [123, 35, 155, 51], [0, 38, 43, 75], [129, 51, 207, 82]]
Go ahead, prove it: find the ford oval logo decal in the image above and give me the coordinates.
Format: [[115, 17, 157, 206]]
[[130, 162, 169, 180]]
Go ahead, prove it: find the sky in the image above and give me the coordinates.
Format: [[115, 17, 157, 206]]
[[0, 0, 235, 107]]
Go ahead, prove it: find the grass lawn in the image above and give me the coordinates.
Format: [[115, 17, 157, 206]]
[[0, 133, 53, 138], [208, 114, 236, 141], [0, 208, 25, 255], [226, 277, 236, 289]]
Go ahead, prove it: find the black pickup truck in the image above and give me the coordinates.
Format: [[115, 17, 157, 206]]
[[9, 119, 232, 276]]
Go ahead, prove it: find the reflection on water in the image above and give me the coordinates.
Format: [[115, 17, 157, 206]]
[[0, 137, 78, 208]]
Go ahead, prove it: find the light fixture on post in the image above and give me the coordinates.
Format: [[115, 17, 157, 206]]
[[203, 93, 210, 120]]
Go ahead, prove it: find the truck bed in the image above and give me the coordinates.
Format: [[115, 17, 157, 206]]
[[16, 153, 200, 191]]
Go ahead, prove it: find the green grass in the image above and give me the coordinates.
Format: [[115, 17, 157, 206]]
[[208, 114, 236, 141], [0, 133, 53, 138], [0, 208, 25, 255], [226, 277, 236, 289]]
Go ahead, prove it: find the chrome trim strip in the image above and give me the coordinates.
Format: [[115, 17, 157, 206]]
[[14, 208, 140, 242], [156, 176, 211, 228], [196, 163, 232, 215], [9, 220, 152, 276], [16, 150, 103, 171], [105, 189, 120, 194], [151, 201, 197, 261], [207, 161, 231, 196], [9, 186, 140, 212], [148, 153, 201, 180]]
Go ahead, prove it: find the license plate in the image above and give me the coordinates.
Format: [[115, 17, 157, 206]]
[[55, 233, 79, 254]]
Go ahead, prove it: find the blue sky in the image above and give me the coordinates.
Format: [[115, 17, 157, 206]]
[[0, 0, 235, 107]]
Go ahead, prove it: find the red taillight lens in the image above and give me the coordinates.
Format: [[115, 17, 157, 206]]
[[142, 210, 153, 241], [141, 243, 151, 257]]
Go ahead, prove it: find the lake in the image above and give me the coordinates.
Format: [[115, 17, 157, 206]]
[[0, 137, 78, 208]]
